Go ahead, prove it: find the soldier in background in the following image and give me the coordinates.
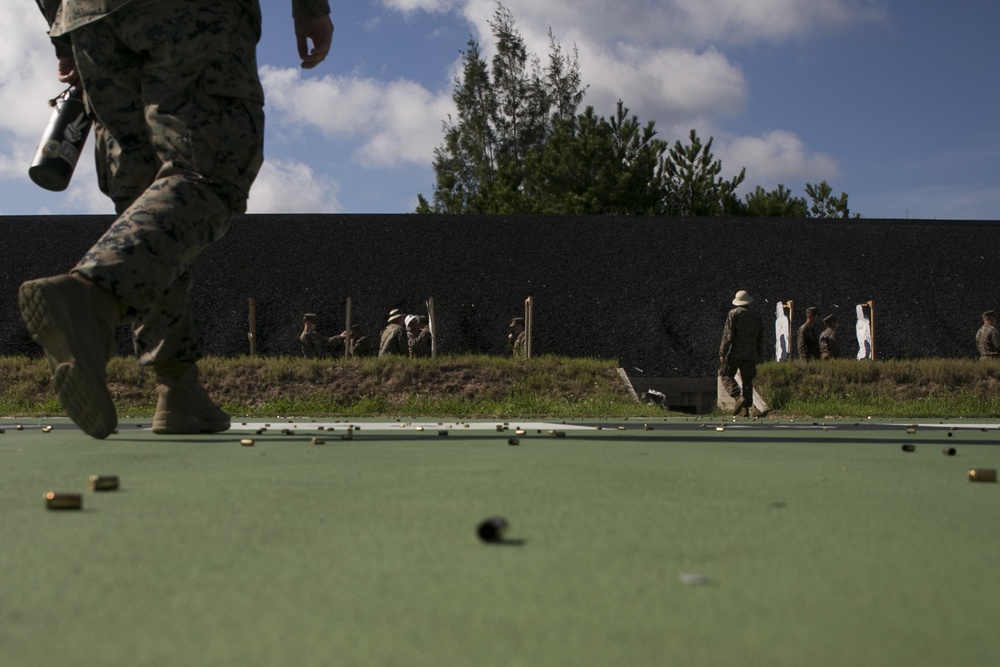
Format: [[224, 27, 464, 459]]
[[20, 0, 334, 438], [797, 306, 823, 360], [718, 290, 764, 417], [819, 314, 841, 359], [300, 313, 337, 358], [408, 315, 432, 358], [508, 317, 526, 357], [976, 310, 1000, 360], [329, 324, 371, 358], [379, 309, 408, 356]]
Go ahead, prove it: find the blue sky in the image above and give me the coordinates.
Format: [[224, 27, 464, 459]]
[[2, 0, 997, 219]]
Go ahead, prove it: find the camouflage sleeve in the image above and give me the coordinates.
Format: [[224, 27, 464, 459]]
[[292, 0, 331, 19], [35, 0, 74, 57], [35, 0, 60, 24], [718, 311, 734, 359]]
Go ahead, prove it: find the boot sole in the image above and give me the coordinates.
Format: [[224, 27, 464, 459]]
[[152, 412, 230, 435], [19, 279, 117, 439]]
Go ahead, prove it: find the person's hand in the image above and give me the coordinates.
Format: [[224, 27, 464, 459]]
[[295, 15, 334, 69], [57, 56, 79, 86]]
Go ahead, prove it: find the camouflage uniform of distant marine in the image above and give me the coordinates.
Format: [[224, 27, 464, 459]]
[[21, 0, 333, 438], [409, 316, 432, 358], [349, 332, 372, 358], [976, 310, 1000, 360], [796, 307, 822, 360], [379, 311, 408, 357], [508, 317, 526, 357], [329, 325, 371, 358], [300, 313, 337, 358], [718, 291, 764, 416], [819, 315, 841, 359]]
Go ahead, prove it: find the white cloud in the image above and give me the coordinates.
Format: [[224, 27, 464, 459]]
[[260, 66, 454, 168], [0, 5, 69, 138], [246, 158, 342, 213], [671, 0, 887, 43], [721, 130, 839, 190], [65, 169, 114, 214], [581, 44, 746, 123], [460, 1, 887, 47], [0, 133, 37, 179], [381, 0, 463, 13]]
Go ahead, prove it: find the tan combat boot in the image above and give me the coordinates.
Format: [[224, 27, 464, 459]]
[[18, 273, 122, 439], [151, 361, 230, 434]]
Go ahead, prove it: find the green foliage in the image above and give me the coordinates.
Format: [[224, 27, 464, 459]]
[[3, 356, 1000, 419], [663, 129, 745, 216], [805, 180, 858, 219], [519, 103, 670, 215], [419, 3, 860, 219], [423, 5, 584, 214], [743, 184, 808, 217], [0, 354, 654, 419], [757, 358, 1000, 417]]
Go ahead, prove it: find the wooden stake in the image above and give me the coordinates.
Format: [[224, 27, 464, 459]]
[[426, 297, 437, 358], [524, 296, 533, 359], [247, 297, 256, 358], [344, 296, 352, 359], [867, 299, 875, 360]]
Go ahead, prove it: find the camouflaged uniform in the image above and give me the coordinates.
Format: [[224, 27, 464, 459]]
[[718, 305, 764, 405], [349, 335, 371, 358], [819, 327, 841, 359], [511, 331, 526, 358], [34, 0, 329, 366], [300, 330, 334, 358], [409, 328, 432, 358], [976, 323, 1000, 360], [379, 322, 408, 357], [797, 321, 821, 360]]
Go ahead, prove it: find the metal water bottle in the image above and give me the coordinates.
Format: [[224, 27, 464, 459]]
[[28, 86, 92, 191]]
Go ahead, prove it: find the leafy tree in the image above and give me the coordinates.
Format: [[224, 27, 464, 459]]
[[805, 181, 857, 218], [419, 4, 584, 214], [519, 102, 670, 215], [743, 184, 808, 217], [662, 130, 745, 216], [416, 3, 859, 220]]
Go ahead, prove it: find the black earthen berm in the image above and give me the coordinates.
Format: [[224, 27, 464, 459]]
[[2, 215, 997, 377]]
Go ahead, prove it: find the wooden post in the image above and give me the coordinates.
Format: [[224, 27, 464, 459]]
[[344, 296, 352, 360], [867, 299, 875, 360], [524, 296, 533, 359], [247, 297, 256, 358], [426, 297, 437, 358]]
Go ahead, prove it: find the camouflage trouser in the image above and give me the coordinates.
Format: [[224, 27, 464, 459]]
[[719, 358, 756, 402], [69, 0, 264, 365]]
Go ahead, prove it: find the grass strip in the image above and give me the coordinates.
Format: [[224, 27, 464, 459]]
[[2, 355, 1000, 419]]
